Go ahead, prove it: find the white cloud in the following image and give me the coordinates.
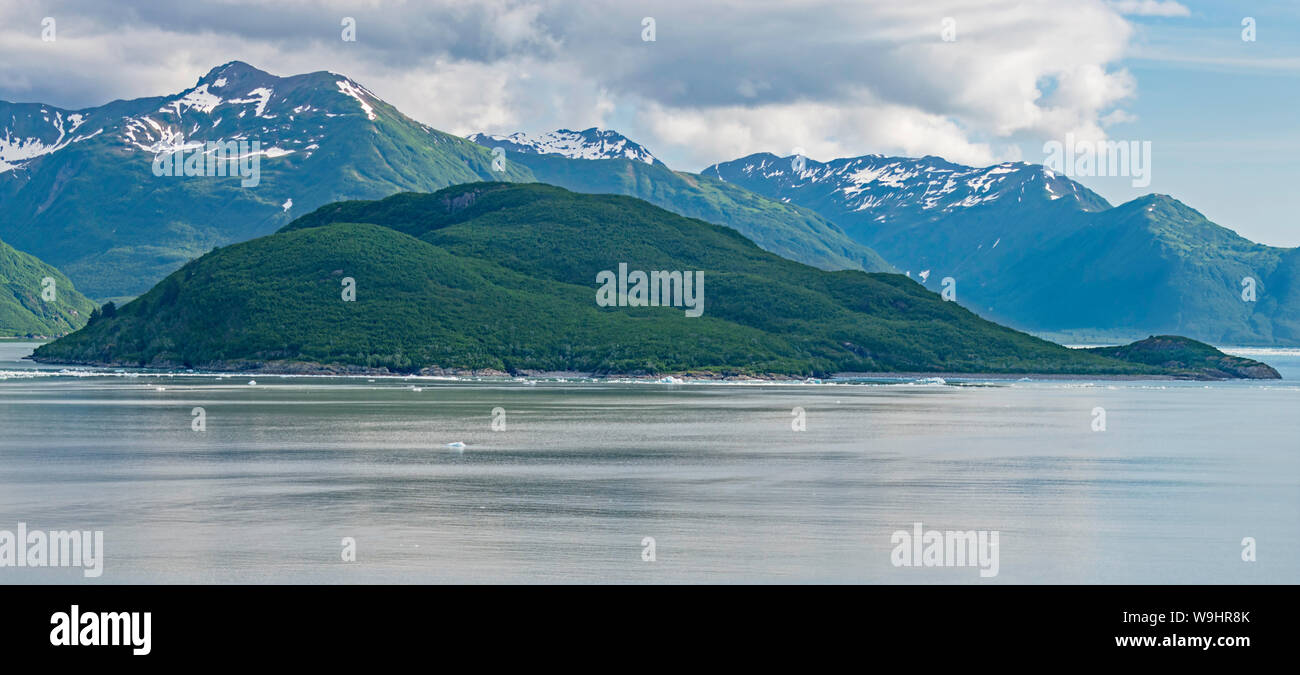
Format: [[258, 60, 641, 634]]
[[641, 97, 1015, 169], [1107, 1, 1191, 17]]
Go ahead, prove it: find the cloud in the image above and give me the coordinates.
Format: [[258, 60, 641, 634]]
[[1107, 1, 1191, 17], [0, 0, 1144, 170]]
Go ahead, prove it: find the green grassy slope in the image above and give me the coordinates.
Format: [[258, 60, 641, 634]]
[[0, 237, 98, 336]]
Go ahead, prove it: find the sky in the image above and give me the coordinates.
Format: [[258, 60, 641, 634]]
[[1, 0, 1296, 246]]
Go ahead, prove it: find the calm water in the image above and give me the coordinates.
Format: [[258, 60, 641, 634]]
[[1, 341, 1296, 584]]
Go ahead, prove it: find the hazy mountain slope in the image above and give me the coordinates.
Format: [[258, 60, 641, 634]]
[[708, 152, 1300, 345]]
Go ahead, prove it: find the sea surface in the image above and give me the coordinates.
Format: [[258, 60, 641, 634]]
[[1, 341, 1296, 583]]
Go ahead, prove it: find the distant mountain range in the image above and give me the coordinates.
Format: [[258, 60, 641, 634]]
[[34, 182, 1276, 379], [3, 60, 1294, 346], [0, 62, 886, 300], [706, 153, 1300, 346]]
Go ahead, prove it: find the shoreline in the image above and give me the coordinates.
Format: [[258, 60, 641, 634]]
[[19, 355, 1269, 382]]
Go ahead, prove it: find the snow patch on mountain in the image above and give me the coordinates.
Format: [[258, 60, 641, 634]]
[[467, 128, 661, 165], [227, 88, 273, 117], [0, 109, 100, 173], [711, 153, 1102, 222], [335, 81, 376, 120], [166, 83, 223, 115]]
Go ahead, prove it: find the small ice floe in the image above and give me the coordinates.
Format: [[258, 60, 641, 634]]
[[914, 377, 947, 385], [446, 441, 466, 449], [154, 386, 166, 391], [410, 385, 422, 392], [248, 380, 257, 386], [804, 377, 823, 384], [658, 376, 682, 384]]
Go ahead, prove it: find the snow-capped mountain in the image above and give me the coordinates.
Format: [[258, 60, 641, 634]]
[[707, 152, 1110, 228], [467, 128, 663, 166], [0, 61, 528, 297], [0, 105, 104, 173], [1, 61, 387, 175]]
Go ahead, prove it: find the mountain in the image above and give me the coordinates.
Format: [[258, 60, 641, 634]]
[[467, 128, 664, 165], [35, 182, 1270, 378], [1084, 335, 1279, 380], [0, 61, 534, 299], [0, 63, 888, 300], [0, 237, 97, 337], [706, 152, 1300, 345], [468, 133, 891, 274]]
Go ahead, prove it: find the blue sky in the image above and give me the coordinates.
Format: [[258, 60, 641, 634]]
[[1045, 1, 1300, 246]]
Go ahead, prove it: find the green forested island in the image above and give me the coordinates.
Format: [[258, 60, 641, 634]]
[[32, 183, 1279, 379]]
